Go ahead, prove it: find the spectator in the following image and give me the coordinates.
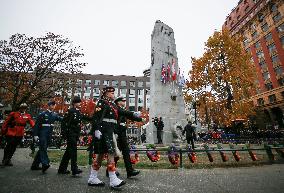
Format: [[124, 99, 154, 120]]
[[182, 121, 195, 149]]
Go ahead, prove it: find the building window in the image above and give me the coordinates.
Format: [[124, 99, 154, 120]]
[[237, 15, 241, 20], [255, 41, 261, 49], [259, 61, 267, 70], [85, 86, 91, 93], [281, 91, 284, 99], [270, 3, 277, 13], [251, 31, 258, 39], [112, 80, 118, 87], [137, 89, 144, 95], [145, 89, 150, 95], [120, 81, 126, 87], [268, 44, 276, 54], [245, 6, 249, 13], [245, 47, 251, 53], [271, 55, 279, 64], [257, 98, 264, 106], [261, 23, 269, 32], [265, 82, 273, 90], [263, 72, 270, 80], [129, 81, 135, 87], [103, 80, 109, 86], [236, 7, 239, 13], [138, 81, 143, 87], [146, 97, 150, 104], [120, 88, 127, 95], [279, 78, 284, 86], [277, 23, 284, 32], [77, 79, 82, 86], [129, 97, 135, 104], [85, 79, 91, 86], [129, 89, 135, 96], [275, 66, 283, 75], [265, 33, 273, 42], [94, 80, 100, 86], [258, 13, 265, 22], [256, 51, 264, 60], [273, 12, 282, 23], [93, 88, 100, 95], [268, 94, 276, 103], [75, 87, 82, 93], [243, 38, 249, 47], [138, 97, 143, 103], [250, 23, 257, 31]]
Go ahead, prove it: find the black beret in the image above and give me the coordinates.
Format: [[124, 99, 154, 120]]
[[72, 96, 82, 104], [114, 96, 126, 104], [102, 86, 115, 95], [47, 101, 56, 106]]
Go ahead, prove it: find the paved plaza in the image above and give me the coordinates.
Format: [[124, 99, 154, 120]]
[[0, 148, 283, 193]]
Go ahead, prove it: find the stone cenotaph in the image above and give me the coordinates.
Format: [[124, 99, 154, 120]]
[[146, 20, 187, 144]]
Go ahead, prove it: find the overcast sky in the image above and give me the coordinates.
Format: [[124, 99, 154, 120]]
[[0, 0, 239, 77]]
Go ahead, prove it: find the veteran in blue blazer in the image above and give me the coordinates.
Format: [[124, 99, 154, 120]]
[[31, 101, 62, 173]]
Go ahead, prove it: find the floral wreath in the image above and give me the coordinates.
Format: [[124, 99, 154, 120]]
[[203, 144, 213, 162], [146, 144, 160, 162], [246, 144, 257, 161], [167, 145, 179, 166], [217, 144, 228, 162], [129, 145, 139, 164], [187, 146, 197, 163]]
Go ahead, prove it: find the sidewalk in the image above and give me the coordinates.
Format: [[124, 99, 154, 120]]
[[0, 148, 283, 193]]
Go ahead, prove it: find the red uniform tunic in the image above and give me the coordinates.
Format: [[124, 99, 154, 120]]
[[1, 112, 35, 137]]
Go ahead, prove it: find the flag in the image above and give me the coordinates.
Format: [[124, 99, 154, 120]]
[[166, 62, 171, 82], [161, 64, 167, 84], [171, 59, 177, 81], [178, 70, 186, 87]]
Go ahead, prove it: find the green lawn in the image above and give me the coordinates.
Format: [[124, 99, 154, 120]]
[[42, 146, 284, 169]]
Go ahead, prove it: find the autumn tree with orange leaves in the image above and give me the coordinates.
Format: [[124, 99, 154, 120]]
[[187, 29, 256, 126], [0, 33, 86, 110]]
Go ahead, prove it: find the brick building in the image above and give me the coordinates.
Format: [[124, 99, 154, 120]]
[[56, 71, 151, 112], [223, 0, 284, 128]]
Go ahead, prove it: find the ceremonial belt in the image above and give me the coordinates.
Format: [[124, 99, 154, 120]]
[[42, 124, 54, 127], [119, 123, 126, 126], [102, 118, 117, 124], [15, 123, 25, 126]]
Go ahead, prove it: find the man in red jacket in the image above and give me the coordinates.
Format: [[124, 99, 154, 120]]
[[1, 103, 35, 166]]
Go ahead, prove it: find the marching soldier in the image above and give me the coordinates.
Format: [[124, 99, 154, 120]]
[[88, 87, 143, 188], [31, 101, 62, 173], [1, 103, 35, 166], [58, 96, 90, 176], [113, 96, 142, 178]]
